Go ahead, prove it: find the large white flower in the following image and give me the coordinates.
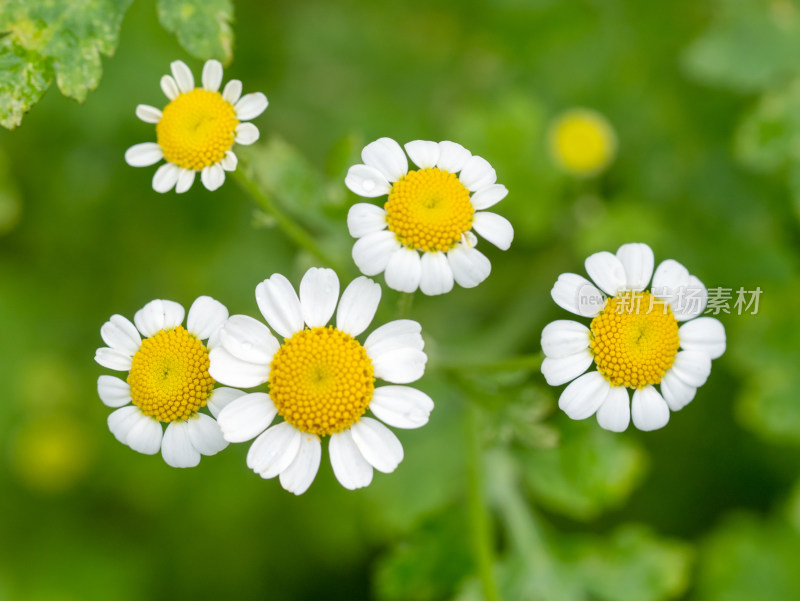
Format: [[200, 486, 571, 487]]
[[95, 296, 244, 467], [208, 267, 433, 494], [344, 138, 513, 295], [541, 243, 726, 432], [124, 59, 268, 193]]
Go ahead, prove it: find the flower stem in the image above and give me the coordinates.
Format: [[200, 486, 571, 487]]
[[465, 403, 501, 601], [396, 292, 415, 318]]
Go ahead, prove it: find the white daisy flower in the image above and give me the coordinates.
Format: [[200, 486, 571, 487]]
[[208, 267, 433, 494], [95, 296, 246, 467], [541, 243, 726, 432], [344, 138, 514, 295], [124, 59, 268, 193]]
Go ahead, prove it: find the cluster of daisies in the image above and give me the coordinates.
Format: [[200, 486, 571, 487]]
[[97, 59, 726, 494]]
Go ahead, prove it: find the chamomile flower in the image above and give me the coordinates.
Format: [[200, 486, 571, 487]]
[[208, 267, 433, 494], [345, 138, 513, 295], [541, 243, 726, 432], [548, 108, 617, 177], [124, 59, 268, 193], [95, 296, 245, 467]]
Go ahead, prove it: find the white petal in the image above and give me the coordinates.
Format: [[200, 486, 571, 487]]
[[175, 168, 196, 194], [596, 386, 631, 432], [436, 141, 472, 173], [201, 164, 225, 191], [371, 348, 427, 384], [551, 273, 606, 317], [362, 137, 408, 182], [458, 155, 497, 191], [631, 386, 670, 431], [206, 387, 247, 418], [660, 370, 697, 412], [279, 434, 321, 495], [470, 184, 508, 210], [419, 251, 454, 296], [217, 392, 277, 443], [541, 350, 594, 386], [170, 60, 194, 93], [134, 299, 185, 337], [540, 320, 590, 358], [345, 164, 391, 198], [201, 59, 223, 92], [221, 151, 238, 172], [94, 347, 132, 371], [187, 296, 228, 341], [336, 276, 382, 337], [152, 163, 180, 193], [404, 140, 440, 169], [235, 92, 268, 121], [585, 251, 627, 296], [616, 243, 654, 292], [370, 385, 433, 429], [100, 314, 141, 356], [125, 143, 163, 168], [447, 245, 491, 289], [652, 259, 690, 305], [672, 275, 708, 321], [365, 319, 424, 359], [255, 273, 304, 339], [679, 317, 726, 359], [299, 267, 340, 328], [234, 122, 260, 145], [208, 347, 270, 388], [347, 203, 387, 238], [160, 75, 179, 100], [108, 406, 145, 445], [126, 415, 163, 455], [218, 314, 280, 364], [558, 371, 611, 420], [472, 212, 513, 250], [385, 248, 422, 293], [352, 230, 402, 276], [97, 375, 131, 408], [669, 350, 712, 388], [329, 431, 373, 490], [222, 79, 242, 104], [351, 417, 404, 473], [135, 104, 162, 124], [162, 421, 201, 468], [247, 422, 302, 478], [186, 413, 228, 456]]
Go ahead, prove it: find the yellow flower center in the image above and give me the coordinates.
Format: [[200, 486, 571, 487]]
[[156, 89, 238, 171], [385, 167, 474, 252], [127, 325, 214, 422], [590, 292, 680, 389], [550, 110, 616, 176], [269, 326, 375, 437]]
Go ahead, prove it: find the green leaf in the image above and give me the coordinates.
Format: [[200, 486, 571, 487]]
[[157, 0, 234, 64], [0, 0, 133, 129]]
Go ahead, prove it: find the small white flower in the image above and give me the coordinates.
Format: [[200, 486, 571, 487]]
[[541, 242, 726, 432], [344, 138, 513, 295], [95, 296, 245, 467], [208, 267, 434, 494], [124, 59, 268, 193]]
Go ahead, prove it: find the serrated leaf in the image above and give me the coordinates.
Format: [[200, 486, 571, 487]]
[[157, 0, 234, 64], [0, 0, 133, 129]]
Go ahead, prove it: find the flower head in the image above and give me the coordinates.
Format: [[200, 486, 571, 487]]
[[345, 138, 513, 295], [548, 108, 616, 177], [541, 243, 726, 432], [95, 296, 242, 467], [208, 267, 433, 494], [124, 60, 268, 193]]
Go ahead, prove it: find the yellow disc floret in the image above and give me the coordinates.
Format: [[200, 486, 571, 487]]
[[156, 89, 238, 171], [128, 325, 214, 422], [549, 109, 616, 176], [269, 326, 375, 437], [590, 292, 680, 388], [385, 167, 474, 252]]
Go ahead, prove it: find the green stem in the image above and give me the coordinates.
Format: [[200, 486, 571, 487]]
[[465, 403, 501, 601], [396, 292, 415, 318], [437, 352, 544, 374]]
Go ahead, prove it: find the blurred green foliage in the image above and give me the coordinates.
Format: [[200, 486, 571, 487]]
[[1, 0, 800, 600]]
